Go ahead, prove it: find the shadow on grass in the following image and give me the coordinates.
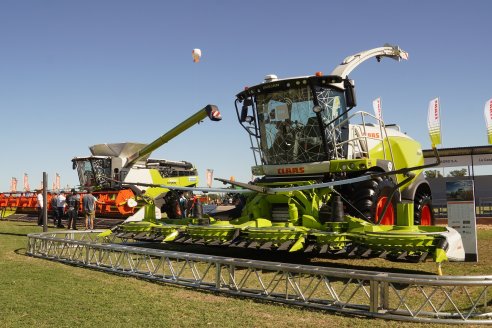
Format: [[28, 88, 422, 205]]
[[14, 248, 26, 255], [40, 258, 366, 320], [0, 231, 28, 237]]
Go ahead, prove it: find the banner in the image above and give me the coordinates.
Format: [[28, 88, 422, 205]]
[[446, 180, 478, 262], [427, 97, 441, 146], [206, 169, 214, 188], [372, 97, 382, 122], [55, 173, 60, 190], [424, 153, 492, 168], [23, 173, 30, 192], [484, 98, 492, 144]]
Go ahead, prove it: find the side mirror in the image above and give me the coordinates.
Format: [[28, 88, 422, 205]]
[[240, 98, 253, 122], [240, 106, 248, 122], [72, 161, 76, 170], [344, 79, 357, 108]]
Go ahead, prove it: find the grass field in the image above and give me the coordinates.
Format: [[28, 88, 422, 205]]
[[0, 220, 491, 328]]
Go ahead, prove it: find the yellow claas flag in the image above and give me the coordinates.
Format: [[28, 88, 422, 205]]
[[484, 99, 492, 144]]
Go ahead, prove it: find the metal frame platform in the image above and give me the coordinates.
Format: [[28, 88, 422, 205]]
[[27, 230, 492, 324]]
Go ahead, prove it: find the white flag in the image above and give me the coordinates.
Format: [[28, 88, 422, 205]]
[[484, 98, 492, 144], [206, 169, 214, 188], [372, 97, 382, 122], [427, 98, 441, 146]]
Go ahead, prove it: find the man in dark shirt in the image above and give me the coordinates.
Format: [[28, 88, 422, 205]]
[[66, 189, 80, 230], [50, 192, 58, 226]]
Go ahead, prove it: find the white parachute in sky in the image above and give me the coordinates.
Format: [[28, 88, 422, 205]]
[[192, 48, 201, 62]]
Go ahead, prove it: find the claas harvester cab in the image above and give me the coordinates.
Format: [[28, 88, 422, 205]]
[[237, 68, 432, 227], [108, 45, 464, 264]]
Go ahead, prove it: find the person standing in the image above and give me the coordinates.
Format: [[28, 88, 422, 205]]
[[82, 189, 100, 230], [179, 192, 187, 218], [50, 192, 58, 226], [66, 189, 80, 230], [36, 189, 45, 226], [55, 191, 66, 228]]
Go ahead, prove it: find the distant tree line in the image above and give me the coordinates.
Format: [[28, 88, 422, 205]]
[[424, 168, 468, 179]]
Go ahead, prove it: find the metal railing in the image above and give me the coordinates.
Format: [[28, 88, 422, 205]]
[[27, 230, 492, 324]]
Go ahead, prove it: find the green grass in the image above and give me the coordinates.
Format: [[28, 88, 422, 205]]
[[0, 221, 491, 328]]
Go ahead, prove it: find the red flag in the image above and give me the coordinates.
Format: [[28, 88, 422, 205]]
[[10, 178, 17, 192], [23, 173, 30, 192], [55, 173, 60, 190]]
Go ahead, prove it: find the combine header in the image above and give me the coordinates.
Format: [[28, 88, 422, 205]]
[[104, 45, 465, 264], [0, 191, 39, 218]]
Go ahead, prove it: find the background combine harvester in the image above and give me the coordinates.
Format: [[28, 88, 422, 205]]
[[0, 105, 221, 219], [71, 104, 222, 217], [106, 45, 465, 264]]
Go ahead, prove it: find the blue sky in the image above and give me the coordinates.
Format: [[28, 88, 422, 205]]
[[1, 0, 491, 191]]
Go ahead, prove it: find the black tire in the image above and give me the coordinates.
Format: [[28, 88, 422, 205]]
[[414, 192, 435, 226], [347, 172, 398, 224]]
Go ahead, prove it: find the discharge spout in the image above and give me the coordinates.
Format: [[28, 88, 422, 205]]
[[124, 104, 221, 168]]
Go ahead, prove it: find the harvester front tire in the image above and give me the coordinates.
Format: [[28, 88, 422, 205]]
[[349, 173, 397, 225], [414, 192, 434, 226]]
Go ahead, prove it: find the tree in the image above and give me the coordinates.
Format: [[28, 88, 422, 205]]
[[424, 170, 443, 179], [447, 168, 468, 177]]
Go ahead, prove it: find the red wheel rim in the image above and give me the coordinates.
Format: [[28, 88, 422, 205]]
[[420, 204, 432, 226], [376, 196, 395, 225]]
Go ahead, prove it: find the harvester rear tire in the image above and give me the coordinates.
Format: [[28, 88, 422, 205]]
[[349, 173, 397, 225], [414, 192, 434, 226]]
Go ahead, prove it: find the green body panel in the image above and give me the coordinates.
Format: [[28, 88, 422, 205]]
[[187, 224, 237, 242], [0, 209, 17, 218], [117, 221, 163, 233], [144, 170, 199, 199], [329, 158, 374, 173], [301, 215, 322, 230], [396, 202, 414, 227], [369, 136, 424, 186], [310, 231, 350, 250], [245, 226, 308, 241]]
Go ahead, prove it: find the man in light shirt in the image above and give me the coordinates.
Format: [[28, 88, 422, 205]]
[[36, 189, 44, 226], [55, 191, 66, 228]]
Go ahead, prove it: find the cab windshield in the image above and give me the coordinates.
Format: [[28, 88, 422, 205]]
[[73, 157, 112, 188], [255, 86, 347, 165]]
